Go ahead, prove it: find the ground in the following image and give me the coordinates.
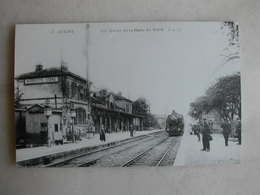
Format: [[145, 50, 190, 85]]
[[17, 128, 241, 167], [16, 129, 163, 162], [174, 128, 241, 166]]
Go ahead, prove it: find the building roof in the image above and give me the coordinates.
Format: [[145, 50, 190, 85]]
[[93, 91, 133, 103], [91, 104, 144, 118], [15, 66, 91, 84], [91, 96, 106, 105], [91, 96, 125, 112], [24, 104, 62, 114], [111, 92, 132, 102]]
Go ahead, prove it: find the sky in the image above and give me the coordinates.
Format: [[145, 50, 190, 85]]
[[15, 22, 240, 124]]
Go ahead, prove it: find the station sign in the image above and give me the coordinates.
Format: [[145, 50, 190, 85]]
[[24, 77, 59, 85]]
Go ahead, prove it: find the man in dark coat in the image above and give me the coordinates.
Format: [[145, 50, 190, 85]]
[[192, 124, 200, 141], [201, 119, 210, 151], [100, 125, 106, 142], [221, 120, 231, 146], [129, 125, 134, 137]]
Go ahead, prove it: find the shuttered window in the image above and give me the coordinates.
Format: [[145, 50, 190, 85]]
[[75, 108, 86, 125]]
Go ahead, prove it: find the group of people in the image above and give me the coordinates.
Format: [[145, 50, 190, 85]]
[[191, 119, 212, 151], [191, 118, 241, 152]]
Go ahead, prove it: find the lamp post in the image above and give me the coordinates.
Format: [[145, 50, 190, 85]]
[[44, 105, 52, 147], [63, 100, 70, 140], [70, 109, 76, 143]]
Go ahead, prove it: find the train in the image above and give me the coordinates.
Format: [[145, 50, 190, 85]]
[[165, 110, 184, 136]]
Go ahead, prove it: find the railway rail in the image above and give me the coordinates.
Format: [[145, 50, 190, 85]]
[[44, 131, 165, 167], [155, 138, 177, 166], [76, 133, 169, 167], [120, 137, 177, 167]]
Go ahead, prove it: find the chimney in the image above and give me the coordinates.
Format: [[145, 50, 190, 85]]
[[61, 64, 68, 72], [61, 61, 68, 72], [35, 64, 43, 72], [118, 92, 122, 97]]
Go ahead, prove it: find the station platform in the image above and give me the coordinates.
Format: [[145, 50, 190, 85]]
[[174, 129, 241, 166], [16, 129, 164, 166]]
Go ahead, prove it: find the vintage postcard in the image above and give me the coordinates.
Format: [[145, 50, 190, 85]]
[[15, 22, 241, 167]]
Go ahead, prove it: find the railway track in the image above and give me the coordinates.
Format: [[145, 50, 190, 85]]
[[155, 138, 178, 166], [121, 137, 178, 167], [77, 133, 169, 167], [44, 131, 165, 167]]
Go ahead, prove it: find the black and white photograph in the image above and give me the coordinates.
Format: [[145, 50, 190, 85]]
[[14, 22, 241, 167]]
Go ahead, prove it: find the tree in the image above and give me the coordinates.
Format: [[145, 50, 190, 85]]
[[133, 98, 158, 128], [221, 22, 239, 64], [189, 73, 241, 122], [206, 73, 241, 121], [97, 88, 109, 101], [15, 87, 23, 108], [143, 114, 159, 128], [189, 96, 210, 120], [132, 98, 149, 116]]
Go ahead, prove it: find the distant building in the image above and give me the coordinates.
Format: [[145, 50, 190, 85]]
[[154, 114, 167, 129], [91, 92, 144, 132]]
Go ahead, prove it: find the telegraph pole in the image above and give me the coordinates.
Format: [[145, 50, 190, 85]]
[[85, 24, 91, 114]]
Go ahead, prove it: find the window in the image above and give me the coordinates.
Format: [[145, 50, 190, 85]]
[[40, 123, 47, 132], [41, 123, 47, 128], [71, 82, 77, 98], [110, 103, 114, 110], [64, 80, 70, 97], [78, 85, 85, 101], [84, 89, 87, 101], [75, 108, 86, 125], [54, 124, 59, 132]]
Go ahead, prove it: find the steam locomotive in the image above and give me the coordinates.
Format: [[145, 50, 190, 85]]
[[165, 110, 184, 136]]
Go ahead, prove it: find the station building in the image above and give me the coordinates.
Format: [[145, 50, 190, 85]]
[[15, 64, 144, 148], [91, 92, 144, 133], [15, 64, 92, 147]]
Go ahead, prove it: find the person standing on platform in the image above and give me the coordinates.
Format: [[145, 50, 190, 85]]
[[195, 124, 201, 141], [100, 125, 106, 142], [221, 120, 231, 146], [209, 120, 214, 133], [236, 120, 241, 145], [201, 118, 210, 151], [192, 124, 200, 141], [129, 125, 134, 137]]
